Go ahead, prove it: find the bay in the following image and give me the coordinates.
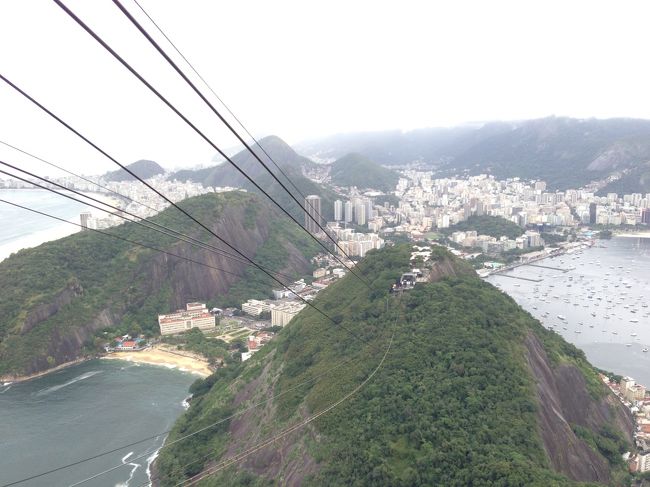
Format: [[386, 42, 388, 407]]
[[487, 236, 650, 385]]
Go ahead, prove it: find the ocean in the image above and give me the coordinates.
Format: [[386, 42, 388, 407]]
[[0, 360, 196, 487], [487, 236, 650, 385], [0, 188, 91, 262]]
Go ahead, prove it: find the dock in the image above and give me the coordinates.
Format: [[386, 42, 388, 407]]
[[521, 263, 570, 272], [491, 273, 542, 282]]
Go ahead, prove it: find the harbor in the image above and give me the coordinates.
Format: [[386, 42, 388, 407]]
[[486, 236, 650, 386]]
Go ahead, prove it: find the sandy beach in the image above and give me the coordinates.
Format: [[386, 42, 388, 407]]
[[103, 346, 212, 377]]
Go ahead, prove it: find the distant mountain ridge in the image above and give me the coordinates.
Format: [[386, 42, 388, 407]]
[[298, 117, 650, 190], [103, 159, 165, 182]]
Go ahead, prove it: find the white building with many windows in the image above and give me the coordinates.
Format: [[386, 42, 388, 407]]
[[158, 302, 215, 335]]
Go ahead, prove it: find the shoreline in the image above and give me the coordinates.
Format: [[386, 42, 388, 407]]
[[1, 357, 91, 384], [613, 232, 650, 238], [2, 345, 213, 384], [0, 189, 126, 263], [102, 346, 212, 377]]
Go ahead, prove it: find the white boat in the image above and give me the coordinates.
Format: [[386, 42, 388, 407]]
[[643, 348, 648, 353], [557, 315, 566, 321]]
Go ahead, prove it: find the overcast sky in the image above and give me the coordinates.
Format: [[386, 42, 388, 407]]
[[2, 0, 650, 176]]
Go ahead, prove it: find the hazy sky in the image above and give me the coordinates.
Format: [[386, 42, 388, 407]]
[[2, 0, 650, 176]]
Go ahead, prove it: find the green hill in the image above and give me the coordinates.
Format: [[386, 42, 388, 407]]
[[103, 159, 165, 181], [0, 192, 321, 379], [154, 245, 633, 486], [443, 215, 525, 240], [329, 153, 399, 191]]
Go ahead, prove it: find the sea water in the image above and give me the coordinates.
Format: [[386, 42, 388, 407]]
[[0, 360, 196, 487]]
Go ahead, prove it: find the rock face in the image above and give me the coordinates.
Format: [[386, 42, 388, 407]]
[[524, 332, 634, 483]]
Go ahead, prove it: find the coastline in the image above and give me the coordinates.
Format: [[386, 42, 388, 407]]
[[102, 346, 212, 377], [613, 232, 650, 238], [1, 357, 91, 384], [0, 189, 124, 263], [2, 344, 212, 384]]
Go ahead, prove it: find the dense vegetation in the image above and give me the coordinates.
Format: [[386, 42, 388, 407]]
[[102, 159, 165, 181], [0, 192, 319, 376], [443, 214, 524, 240], [329, 153, 399, 192], [155, 245, 630, 486]]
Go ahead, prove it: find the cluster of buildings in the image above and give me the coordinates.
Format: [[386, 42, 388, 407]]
[[449, 229, 544, 254], [601, 374, 650, 473], [391, 173, 650, 237], [333, 196, 382, 228], [325, 224, 384, 258], [105, 335, 147, 352], [78, 175, 240, 231]]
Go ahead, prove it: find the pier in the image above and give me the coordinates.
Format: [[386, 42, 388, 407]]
[[522, 263, 570, 272], [491, 273, 542, 282]]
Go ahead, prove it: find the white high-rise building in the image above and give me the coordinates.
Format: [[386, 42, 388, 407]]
[[355, 203, 367, 225], [304, 195, 321, 234], [334, 200, 343, 221], [344, 201, 353, 223]]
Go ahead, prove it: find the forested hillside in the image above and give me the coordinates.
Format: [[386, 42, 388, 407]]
[[329, 153, 399, 191], [0, 192, 320, 378], [443, 214, 525, 240], [154, 245, 633, 486]]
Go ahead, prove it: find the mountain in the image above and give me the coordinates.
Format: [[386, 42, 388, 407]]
[[102, 159, 165, 182], [299, 117, 650, 190], [329, 153, 399, 191], [171, 136, 316, 188], [0, 192, 321, 379], [155, 245, 633, 486], [171, 135, 337, 222]]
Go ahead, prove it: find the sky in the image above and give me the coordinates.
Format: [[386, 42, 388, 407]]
[[2, 0, 650, 176]]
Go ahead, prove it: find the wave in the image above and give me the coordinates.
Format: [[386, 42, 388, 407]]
[[114, 451, 140, 487], [35, 370, 102, 396], [181, 394, 193, 410], [0, 385, 11, 394]]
